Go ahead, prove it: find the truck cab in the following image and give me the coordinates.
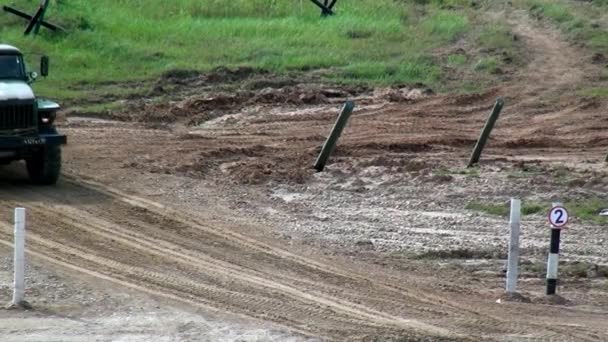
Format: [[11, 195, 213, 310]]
[[0, 44, 66, 185]]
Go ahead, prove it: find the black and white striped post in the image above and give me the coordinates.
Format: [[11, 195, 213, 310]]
[[546, 202, 569, 295]]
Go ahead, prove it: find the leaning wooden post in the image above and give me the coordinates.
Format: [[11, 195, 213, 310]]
[[314, 101, 355, 172], [467, 98, 505, 167], [506, 199, 521, 294]]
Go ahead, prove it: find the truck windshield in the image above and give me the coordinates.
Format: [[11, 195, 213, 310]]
[[0, 55, 25, 79]]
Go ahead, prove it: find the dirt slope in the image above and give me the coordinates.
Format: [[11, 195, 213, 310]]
[[68, 12, 606, 185]]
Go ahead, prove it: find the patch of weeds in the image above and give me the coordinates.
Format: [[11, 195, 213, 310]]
[[529, 2, 574, 24], [466, 200, 509, 216], [456, 82, 484, 94], [414, 248, 507, 260], [522, 203, 544, 215], [478, 25, 516, 52], [566, 198, 608, 224], [468, 197, 608, 223], [421, 11, 470, 42], [466, 200, 545, 217], [577, 87, 608, 98], [474, 57, 499, 73], [447, 54, 467, 65]]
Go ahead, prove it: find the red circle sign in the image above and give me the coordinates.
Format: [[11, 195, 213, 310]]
[[548, 206, 569, 228]]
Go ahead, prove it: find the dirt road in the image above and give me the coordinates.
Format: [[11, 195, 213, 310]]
[[0, 175, 607, 341]]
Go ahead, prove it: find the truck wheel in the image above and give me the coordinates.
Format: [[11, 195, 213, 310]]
[[26, 145, 61, 185]]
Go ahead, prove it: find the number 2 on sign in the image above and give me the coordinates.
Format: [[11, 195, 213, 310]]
[[549, 206, 569, 228]]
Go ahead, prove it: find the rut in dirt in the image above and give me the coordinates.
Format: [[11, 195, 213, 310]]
[[0, 176, 607, 341]]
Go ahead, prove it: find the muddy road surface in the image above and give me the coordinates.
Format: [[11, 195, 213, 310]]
[[0, 174, 607, 341]]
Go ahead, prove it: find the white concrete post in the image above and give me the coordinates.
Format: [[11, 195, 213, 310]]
[[506, 199, 521, 293], [12, 208, 26, 306]]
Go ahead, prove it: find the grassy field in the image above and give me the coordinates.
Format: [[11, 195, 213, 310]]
[[466, 198, 608, 224], [0, 0, 522, 101]]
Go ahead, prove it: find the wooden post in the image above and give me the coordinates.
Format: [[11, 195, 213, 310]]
[[467, 98, 505, 167], [314, 101, 355, 172]]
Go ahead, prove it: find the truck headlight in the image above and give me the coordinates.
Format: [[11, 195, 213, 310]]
[[39, 111, 56, 125]]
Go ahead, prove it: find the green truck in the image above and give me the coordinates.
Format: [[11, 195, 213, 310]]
[[0, 44, 65, 185]]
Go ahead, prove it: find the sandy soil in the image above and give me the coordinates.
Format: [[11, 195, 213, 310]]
[[1, 8, 607, 342], [0, 253, 308, 342]]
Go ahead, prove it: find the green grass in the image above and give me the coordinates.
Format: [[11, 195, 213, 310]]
[[577, 87, 608, 98], [474, 57, 499, 73], [478, 24, 517, 52], [447, 54, 467, 65], [566, 198, 608, 224], [465, 200, 545, 217], [0, 0, 481, 101], [466, 198, 608, 224], [466, 201, 511, 216]]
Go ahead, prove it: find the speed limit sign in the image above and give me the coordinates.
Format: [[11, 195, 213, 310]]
[[549, 206, 569, 228]]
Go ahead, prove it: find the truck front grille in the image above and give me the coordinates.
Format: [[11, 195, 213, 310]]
[[0, 102, 36, 131]]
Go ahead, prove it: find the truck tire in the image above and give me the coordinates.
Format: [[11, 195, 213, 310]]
[[26, 145, 61, 185]]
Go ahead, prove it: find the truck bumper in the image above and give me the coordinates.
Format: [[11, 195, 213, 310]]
[[0, 134, 67, 150]]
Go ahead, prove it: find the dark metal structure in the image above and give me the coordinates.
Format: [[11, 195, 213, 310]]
[[2, 0, 64, 36], [309, 0, 338, 16]]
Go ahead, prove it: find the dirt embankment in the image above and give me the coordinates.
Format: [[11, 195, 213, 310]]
[[62, 10, 608, 187]]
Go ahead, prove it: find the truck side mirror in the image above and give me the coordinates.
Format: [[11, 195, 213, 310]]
[[40, 56, 49, 77]]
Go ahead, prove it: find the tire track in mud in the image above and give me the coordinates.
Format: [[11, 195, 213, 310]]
[[0, 182, 461, 340], [0, 236, 322, 340], [62, 176, 608, 342], [0, 228, 375, 335], [1, 178, 605, 341], [0, 198, 440, 331]]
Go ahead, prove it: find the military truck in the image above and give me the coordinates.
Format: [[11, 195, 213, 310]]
[[0, 44, 65, 185]]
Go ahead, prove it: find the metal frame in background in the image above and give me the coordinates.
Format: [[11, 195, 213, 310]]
[[2, 0, 64, 36], [309, 0, 338, 16]]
